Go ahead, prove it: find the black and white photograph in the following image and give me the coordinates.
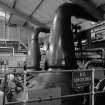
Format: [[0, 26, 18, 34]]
[[0, 0, 105, 105]]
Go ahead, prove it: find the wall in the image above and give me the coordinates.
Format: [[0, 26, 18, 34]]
[[0, 21, 33, 47]]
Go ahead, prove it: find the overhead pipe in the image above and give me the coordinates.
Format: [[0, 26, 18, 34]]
[[48, 3, 98, 70], [27, 27, 50, 70]]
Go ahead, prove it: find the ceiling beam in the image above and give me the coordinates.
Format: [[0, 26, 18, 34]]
[[23, 0, 44, 26], [7, 0, 17, 25], [29, 0, 44, 18], [0, 0, 48, 28]]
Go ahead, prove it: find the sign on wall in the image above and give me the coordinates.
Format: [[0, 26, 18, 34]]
[[72, 71, 92, 88]]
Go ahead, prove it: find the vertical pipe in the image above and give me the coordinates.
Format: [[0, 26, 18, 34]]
[[91, 68, 95, 105], [19, 25, 21, 49], [7, 25, 9, 39], [23, 71, 28, 102], [27, 27, 49, 70], [27, 30, 41, 70], [48, 3, 98, 69], [4, 11, 6, 40], [48, 4, 78, 69], [2, 75, 7, 105]]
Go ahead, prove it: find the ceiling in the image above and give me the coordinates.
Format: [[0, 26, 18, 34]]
[[0, 0, 105, 31]]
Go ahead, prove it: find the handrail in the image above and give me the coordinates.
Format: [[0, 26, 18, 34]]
[[0, 67, 105, 105]]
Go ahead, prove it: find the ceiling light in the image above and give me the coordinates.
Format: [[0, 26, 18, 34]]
[[0, 11, 10, 20]]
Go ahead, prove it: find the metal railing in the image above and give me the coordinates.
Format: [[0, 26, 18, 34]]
[[0, 67, 105, 105]]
